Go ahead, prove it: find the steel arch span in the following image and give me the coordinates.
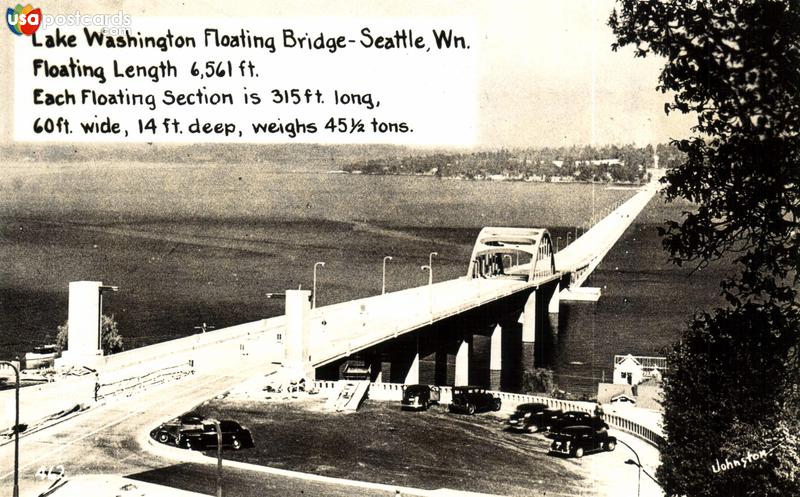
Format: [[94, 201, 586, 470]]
[[466, 227, 556, 283]]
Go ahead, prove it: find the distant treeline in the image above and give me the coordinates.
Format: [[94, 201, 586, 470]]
[[0, 143, 417, 169], [343, 143, 686, 183]]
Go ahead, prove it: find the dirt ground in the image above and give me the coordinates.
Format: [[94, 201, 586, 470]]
[[191, 397, 599, 497]]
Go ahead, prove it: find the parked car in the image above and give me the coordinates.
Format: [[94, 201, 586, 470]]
[[23, 344, 60, 369], [448, 386, 501, 415], [549, 425, 617, 458], [401, 384, 440, 410], [150, 412, 205, 446], [506, 403, 563, 433], [178, 420, 254, 451], [610, 394, 636, 405], [550, 410, 608, 433], [150, 413, 253, 451]]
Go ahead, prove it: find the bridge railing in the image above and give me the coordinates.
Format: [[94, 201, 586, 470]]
[[97, 362, 194, 401], [313, 381, 664, 448], [100, 316, 284, 372]]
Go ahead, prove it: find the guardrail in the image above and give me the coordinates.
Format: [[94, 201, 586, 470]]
[[100, 317, 284, 372], [97, 362, 194, 400], [313, 380, 664, 448]]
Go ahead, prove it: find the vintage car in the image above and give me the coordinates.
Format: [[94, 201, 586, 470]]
[[610, 394, 637, 405], [448, 386, 501, 415], [149, 412, 205, 446], [401, 384, 440, 410], [178, 419, 254, 451], [549, 425, 617, 458], [150, 413, 253, 451], [549, 410, 608, 434], [506, 403, 563, 433], [23, 344, 61, 369]]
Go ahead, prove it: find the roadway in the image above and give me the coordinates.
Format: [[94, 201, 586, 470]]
[[0, 360, 411, 497]]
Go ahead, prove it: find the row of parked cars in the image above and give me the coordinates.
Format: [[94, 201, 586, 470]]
[[508, 402, 617, 458], [401, 384, 616, 459]]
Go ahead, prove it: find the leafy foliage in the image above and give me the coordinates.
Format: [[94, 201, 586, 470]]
[[523, 368, 556, 394], [610, 1, 799, 496], [56, 314, 124, 355]]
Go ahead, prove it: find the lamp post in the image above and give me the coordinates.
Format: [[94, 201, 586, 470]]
[[1, 361, 20, 497], [421, 265, 432, 286], [428, 252, 438, 279], [618, 438, 641, 497], [312, 261, 325, 309], [382, 256, 393, 294], [420, 265, 433, 314], [210, 418, 223, 497]]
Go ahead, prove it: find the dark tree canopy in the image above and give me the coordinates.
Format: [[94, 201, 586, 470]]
[[610, 1, 799, 496]]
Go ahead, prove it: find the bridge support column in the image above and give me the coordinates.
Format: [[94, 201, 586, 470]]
[[370, 353, 383, 383], [405, 341, 420, 385], [521, 290, 537, 371], [283, 289, 314, 379], [548, 282, 560, 314], [455, 335, 470, 386], [489, 324, 502, 391], [59, 281, 117, 368]]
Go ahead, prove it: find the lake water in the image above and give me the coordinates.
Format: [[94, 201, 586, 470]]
[[0, 163, 729, 394]]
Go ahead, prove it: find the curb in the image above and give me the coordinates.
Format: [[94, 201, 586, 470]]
[[139, 429, 503, 497]]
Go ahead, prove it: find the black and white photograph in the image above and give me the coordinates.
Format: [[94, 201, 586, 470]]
[[0, 1, 797, 496]]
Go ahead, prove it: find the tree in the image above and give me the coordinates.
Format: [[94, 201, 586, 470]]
[[56, 314, 124, 355], [522, 368, 555, 394], [610, 2, 799, 496]]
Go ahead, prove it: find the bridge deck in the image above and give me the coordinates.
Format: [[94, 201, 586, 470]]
[[308, 181, 659, 366], [309, 273, 558, 366]]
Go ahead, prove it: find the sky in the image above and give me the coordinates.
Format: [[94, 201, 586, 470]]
[[0, 0, 695, 149]]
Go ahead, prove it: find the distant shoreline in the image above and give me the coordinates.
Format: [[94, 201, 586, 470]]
[[335, 169, 648, 187]]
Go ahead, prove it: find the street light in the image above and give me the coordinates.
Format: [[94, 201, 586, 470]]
[[421, 265, 432, 286], [382, 256, 393, 294], [420, 265, 433, 314], [312, 261, 325, 309], [428, 251, 438, 271], [209, 418, 223, 497], [1, 361, 20, 497], [618, 438, 642, 497]]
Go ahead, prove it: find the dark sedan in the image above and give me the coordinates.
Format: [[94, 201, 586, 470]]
[[179, 420, 254, 451], [549, 410, 608, 434], [401, 384, 440, 410], [149, 412, 205, 446], [151, 414, 254, 451], [506, 403, 562, 433], [448, 386, 501, 415], [549, 425, 616, 458]]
